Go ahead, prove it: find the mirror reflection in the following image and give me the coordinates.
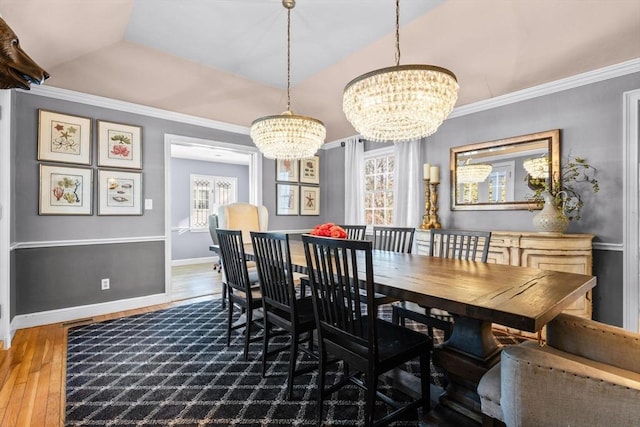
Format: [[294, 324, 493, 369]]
[[450, 130, 560, 210]]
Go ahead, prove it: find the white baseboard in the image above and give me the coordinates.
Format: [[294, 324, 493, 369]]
[[10, 293, 171, 334], [171, 256, 217, 267]]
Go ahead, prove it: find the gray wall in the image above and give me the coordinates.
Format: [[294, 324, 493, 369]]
[[423, 74, 639, 242], [15, 242, 164, 314], [170, 157, 249, 261]]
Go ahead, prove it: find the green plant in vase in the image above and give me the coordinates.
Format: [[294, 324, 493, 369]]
[[527, 155, 599, 222]]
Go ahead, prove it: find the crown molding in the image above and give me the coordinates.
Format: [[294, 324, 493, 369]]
[[449, 58, 640, 119], [21, 86, 250, 135], [327, 59, 640, 148]]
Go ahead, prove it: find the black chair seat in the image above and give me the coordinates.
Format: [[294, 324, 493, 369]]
[[266, 296, 316, 329], [325, 316, 431, 364]]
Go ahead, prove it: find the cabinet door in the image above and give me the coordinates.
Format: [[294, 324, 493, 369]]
[[523, 251, 593, 318]]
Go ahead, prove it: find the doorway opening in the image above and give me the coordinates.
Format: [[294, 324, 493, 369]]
[[164, 134, 262, 302]]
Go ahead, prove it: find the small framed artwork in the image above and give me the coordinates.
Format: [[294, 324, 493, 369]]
[[276, 183, 299, 215], [300, 156, 320, 184], [300, 185, 320, 215], [39, 164, 92, 215], [38, 110, 92, 165], [97, 120, 143, 169], [276, 159, 299, 182], [98, 169, 143, 215]]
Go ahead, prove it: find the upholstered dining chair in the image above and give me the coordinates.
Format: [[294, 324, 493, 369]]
[[301, 234, 431, 427], [217, 203, 268, 307], [208, 214, 222, 273], [392, 229, 491, 341], [478, 313, 640, 426], [216, 229, 263, 361], [338, 224, 367, 240], [250, 231, 317, 400]]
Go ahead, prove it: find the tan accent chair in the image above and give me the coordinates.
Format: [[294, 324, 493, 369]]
[[478, 313, 640, 426], [217, 203, 269, 306], [218, 202, 268, 243]]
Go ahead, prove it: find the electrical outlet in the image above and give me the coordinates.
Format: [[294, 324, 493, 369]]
[[101, 278, 110, 290]]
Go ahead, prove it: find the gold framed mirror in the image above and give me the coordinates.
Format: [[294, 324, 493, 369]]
[[450, 129, 560, 210]]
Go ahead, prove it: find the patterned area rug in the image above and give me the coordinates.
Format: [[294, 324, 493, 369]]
[[65, 299, 521, 426]]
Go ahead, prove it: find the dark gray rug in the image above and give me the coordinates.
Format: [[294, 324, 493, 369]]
[[65, 299, 520, 426]]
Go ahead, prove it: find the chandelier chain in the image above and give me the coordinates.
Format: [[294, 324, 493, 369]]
[[287, 7, 291, 111], [395, 0, 400, 66]]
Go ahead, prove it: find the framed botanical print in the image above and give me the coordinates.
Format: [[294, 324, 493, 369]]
[[276, 159, 299, 182], [300, 185, 320, 215], [276, 183, 299, 215], [37, 110, 92, 165], [97, 120, 143, 169], [300, 156, 320, 184], [98, 169, 143, 215], [39, 164, 92, 215]]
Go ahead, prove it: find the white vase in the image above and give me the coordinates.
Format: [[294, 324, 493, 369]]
[[532, 191, 569, 234]]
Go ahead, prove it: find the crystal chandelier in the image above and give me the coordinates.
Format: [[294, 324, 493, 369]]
[[523, 156, 549, 179], [457, 161, 493, 184], [250, 0, 326, 160], [342, 0, 459, 143]]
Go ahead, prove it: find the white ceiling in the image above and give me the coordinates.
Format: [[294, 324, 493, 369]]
[[2, 0, 640, 142]]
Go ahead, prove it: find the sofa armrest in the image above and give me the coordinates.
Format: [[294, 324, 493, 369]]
[[547, 313, 640, 373], [500, 345, 640, 427]]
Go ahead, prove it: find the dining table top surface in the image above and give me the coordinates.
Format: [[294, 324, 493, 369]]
[[215, 239, 596, 333]]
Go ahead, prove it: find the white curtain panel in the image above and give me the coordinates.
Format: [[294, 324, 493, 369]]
[[393, 140, 422, 227], [344, 137, 365, 224]]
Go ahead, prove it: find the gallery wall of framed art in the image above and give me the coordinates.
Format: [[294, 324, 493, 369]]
[[274, 156, 320, 216], [36, 109, 145, 216]]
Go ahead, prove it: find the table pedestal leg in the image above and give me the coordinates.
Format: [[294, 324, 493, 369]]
[[423, 316, 502, 425]]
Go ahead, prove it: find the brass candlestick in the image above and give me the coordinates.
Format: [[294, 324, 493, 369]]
[[419, 178, 432, 229], [429, 182, 442, 229]]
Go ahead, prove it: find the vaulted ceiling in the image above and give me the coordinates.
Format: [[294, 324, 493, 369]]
[[3, 0, 640, 142]]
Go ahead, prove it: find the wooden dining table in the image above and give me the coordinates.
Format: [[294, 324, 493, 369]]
[[224, 239, 596, 425]]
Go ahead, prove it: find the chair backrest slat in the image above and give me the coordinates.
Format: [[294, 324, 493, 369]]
[[339, 224, 367, 240], [302, 235, 376, 353], [216, 229, 254, 299], [372, 226, 415, 254], [250, 232, 296, 313], [430, 229, 491, 262]]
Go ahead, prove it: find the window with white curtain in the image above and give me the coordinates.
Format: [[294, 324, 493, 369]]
[[190, 174, 237, 230], [363, 147, 395, 226]]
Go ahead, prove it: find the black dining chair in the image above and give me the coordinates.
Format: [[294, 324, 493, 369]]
[[301, 234, 431, 427], [392, 229, 492, 341], [216, 228, 263, 361], [371, 226, 416, 308], [339, 224, 367, 240], [372, 226, 415, 253], [250, 231, 317, 400]]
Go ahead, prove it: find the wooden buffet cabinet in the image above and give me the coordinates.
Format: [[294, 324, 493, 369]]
[[415, 230, 595, 335]]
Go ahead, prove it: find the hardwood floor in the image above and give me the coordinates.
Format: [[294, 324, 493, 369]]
[[0, 263, 224, 426], [171, 261, 224, 301]]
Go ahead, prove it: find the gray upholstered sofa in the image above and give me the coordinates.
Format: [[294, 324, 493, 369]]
[[478, 313, 640, 426]]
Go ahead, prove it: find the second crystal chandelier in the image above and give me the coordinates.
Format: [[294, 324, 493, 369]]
[[250, 0, 326, 160], [342, 0, 459, 143]]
